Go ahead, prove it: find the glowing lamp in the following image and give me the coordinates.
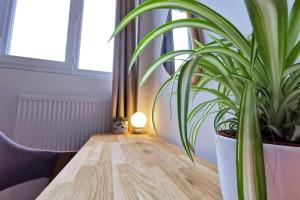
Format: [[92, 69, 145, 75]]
[[131, 112, 147, 134]]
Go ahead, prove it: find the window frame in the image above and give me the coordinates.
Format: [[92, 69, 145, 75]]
[[0, 0, 113, 79], [171, 10, 192, 50], [171, 10, 192, 72]]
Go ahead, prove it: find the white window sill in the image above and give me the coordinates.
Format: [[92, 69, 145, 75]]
[[0, 57, 112, 80]]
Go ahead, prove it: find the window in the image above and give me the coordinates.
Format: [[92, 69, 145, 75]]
[[0, 0, 116, 77], [172, 10, 191, 71], [79, 0, 116, 72], [9, 0, 70, 61]]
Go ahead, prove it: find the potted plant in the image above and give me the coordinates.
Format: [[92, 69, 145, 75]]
[[112, 116, 128, 134], [112, 0, 300, 199]]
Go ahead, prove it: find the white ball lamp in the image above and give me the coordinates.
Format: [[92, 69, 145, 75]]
[[131, 112, 147, 134]]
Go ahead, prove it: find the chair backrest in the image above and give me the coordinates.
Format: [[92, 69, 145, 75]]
[[0, 131, 59, 191]]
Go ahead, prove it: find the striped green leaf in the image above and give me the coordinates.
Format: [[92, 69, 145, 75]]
[[111, 0, 251, 55], [286, 41, 300, 68], [245, 0, 288, 113], [152, 77, 173, 134], [287, 0, 300, 55], [140, 50, 194, 85], [237, 81, 267, 200], [177, 56, 201, 161], [128, 19, 225, 71]]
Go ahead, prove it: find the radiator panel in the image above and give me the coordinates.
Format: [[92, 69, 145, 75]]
[[13, 95, 111, 151]]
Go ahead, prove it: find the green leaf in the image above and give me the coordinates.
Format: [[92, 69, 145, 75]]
[[169, 58, 191, 120], [283, 69, 300, 95], [196, 54, 242, 97], [286, 41, 300, 68], [191, 75, 211, 100], [237, 81, 267, 200], [245, 0, 288, 112], [111, 0, 251, 55], [214, 107, 232, 130], [195, 46, 252, 77], [216, 118, 238, 131], [194, 46, 267, 87], [140, 50, 194, 85], [128, 18, 225, 71], [250, 32, 258, 74], [177, 56, 201, 161], [283, 63, 300, 77], [188, 99, 219, 124], [192, 39, 204, 48], [287, 0, 300, 55], [207, 34, 237, 74], [277, 89, 300, 125], [190, 108, 217, 148], [151, 76, 173, 134], [190, 87, 237, 110]]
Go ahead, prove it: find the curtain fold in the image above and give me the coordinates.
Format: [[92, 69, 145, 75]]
[[111, 0, 138, 130], [161, 10, 175, 75]]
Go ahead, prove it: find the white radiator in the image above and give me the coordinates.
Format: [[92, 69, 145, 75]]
[[13, 95, 111, 151]]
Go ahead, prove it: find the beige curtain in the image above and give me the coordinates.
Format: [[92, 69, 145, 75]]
[[111, 0, 138, 130]]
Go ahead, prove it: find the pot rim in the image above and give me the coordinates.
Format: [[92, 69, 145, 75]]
[[217, 131, 300, 148]]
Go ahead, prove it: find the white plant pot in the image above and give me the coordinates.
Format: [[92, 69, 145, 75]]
[[112, 121, 128, 134], [215, 133, 300, 200]]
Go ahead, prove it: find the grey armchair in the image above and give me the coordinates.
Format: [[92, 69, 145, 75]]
[[0, 131, 76, 191]]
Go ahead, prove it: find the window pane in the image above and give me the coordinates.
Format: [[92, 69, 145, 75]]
[[172, 10, 190, 71], [9, 0, 70, 61], [79, 0, 116, 72]]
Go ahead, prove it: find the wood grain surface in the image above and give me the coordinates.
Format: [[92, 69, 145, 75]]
[[37, 133, 222, 200]]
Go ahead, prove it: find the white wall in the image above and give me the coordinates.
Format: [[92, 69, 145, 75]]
[[0, 68, 112, 138], [137, 0, 253, 164]]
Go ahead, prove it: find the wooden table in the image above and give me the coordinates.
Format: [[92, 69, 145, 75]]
[[37, 133, 222, 200]]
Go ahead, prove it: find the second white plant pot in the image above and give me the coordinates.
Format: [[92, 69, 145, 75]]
[[215, 133, 300, 200]]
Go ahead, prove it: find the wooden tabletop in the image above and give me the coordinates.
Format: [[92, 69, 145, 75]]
[[37, 133, 222, 200]]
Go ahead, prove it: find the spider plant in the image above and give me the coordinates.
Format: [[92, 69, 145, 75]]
[[111, 0, 300, 199]]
